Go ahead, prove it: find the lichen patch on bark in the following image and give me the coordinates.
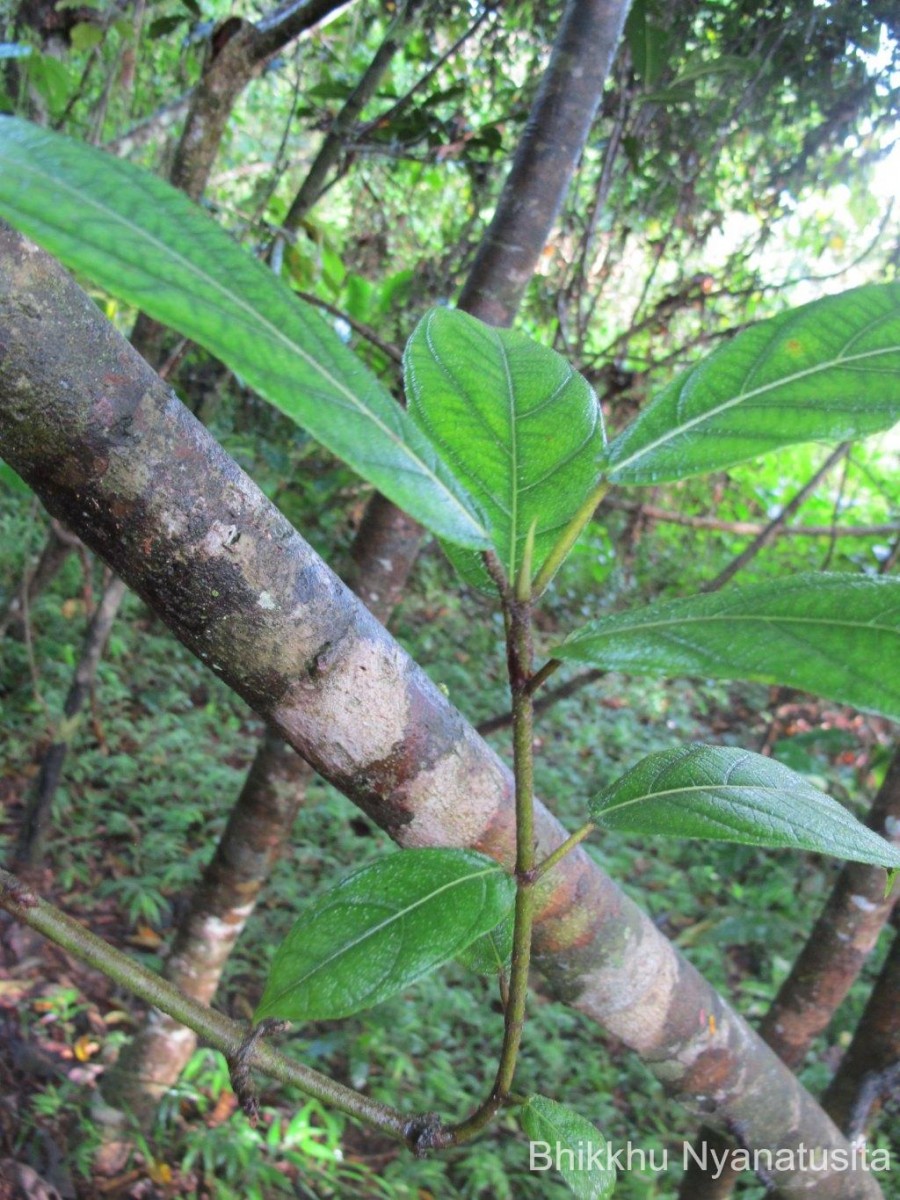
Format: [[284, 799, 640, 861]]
[[400, 730, 511, 855], [570, 923, 681, 1054], [272, 634, 411, 778]]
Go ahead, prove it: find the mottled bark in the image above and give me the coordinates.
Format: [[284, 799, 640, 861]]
[[457, 0, 631, 324], [680, 750, 900, 1199], [823, 926, 900, 1138], [0, 228, 883, 1199], [0, 519, 75, 641], [14, 574, 128, 866]]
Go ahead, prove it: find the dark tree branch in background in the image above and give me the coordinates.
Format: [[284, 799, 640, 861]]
[[597, 499, 897, 540], [355, 4, 497, 143], [281, 0, 426, 230], [701, 443, 851, 592], [823, 925, 900, 1138], [0, 519, 76, 641], [170, 0, 351, 201], [0, 228, 881, 1200], [458, 0, 631, 325], [14, 574, 128, 867], [293, 289, 403, 363]]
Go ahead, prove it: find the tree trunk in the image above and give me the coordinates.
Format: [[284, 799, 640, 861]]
[[822, 925, 900, 1138], [0, 225, 882, 1200]]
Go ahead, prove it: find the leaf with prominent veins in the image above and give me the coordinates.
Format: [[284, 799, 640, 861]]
[[255, 849, 516, 1022], [555, 574, 900, 719], [405, 307, 605, 588], [590, 744, 900, 868], [0, 118, 488, 549], [606, 283, 900, 483]]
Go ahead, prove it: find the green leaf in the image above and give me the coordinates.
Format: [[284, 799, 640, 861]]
[[254, 849, 516, 1022], [456, 911, 513, 975], [606, 284, 900, 483], [589, 744, 900, 869], [0, 458, 31, 495], [405, 308, 605, 586], [519, 1096, 616, 1200], [555, 574, 900, 719], [69, 22, 104, 52], [0, 118, 488, 551]]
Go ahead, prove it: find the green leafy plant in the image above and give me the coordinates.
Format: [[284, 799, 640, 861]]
[[1, 117, 899, 1199]]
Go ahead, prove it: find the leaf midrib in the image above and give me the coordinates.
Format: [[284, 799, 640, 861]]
[[264, 865, 501, 1007], [608, 342, 899, 477], [566, 610, 898, 646]]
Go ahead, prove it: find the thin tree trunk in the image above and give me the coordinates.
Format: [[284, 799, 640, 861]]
[[0, 520, 75, 641], [0, 227, 882, 1199], [822, 925, 900, 1138], [457, 0, 630, 323], [679, 750, 900, 1199], [97, 0, 634, 1137], [13, 575, 128, 866], [282, 0, 424, 231]]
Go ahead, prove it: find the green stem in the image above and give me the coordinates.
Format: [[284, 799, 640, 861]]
[[531, 822, 596, 882], [0, 869, 408, 1140], [525, 658, 561, 696], [532, 480, 609, 598], [441, 598, 537, 1145]]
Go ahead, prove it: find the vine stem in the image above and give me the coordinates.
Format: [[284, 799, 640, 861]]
[[0, 868, 409, 1141]]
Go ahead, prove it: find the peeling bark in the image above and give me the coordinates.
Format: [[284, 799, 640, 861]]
[[0, 228, 883, 1199]]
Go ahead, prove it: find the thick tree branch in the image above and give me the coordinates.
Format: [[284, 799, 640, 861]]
[[170, 0, 351, 201], [0, 227, 881, 1199]]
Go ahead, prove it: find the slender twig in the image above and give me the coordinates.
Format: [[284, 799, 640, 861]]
[[702, 443, 851, 592], [292, 290, 403, 363], [434, 590, 538, 1147], [597, 499, 898, 539], [0, 869, 411, 1141]]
